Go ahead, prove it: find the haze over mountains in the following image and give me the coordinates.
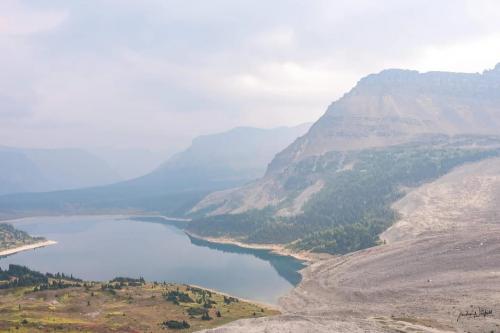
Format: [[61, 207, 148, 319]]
[[3, 1, 500, 331], [0, 124, 310, 219], [90, 148, 168, 181], [2, 59, 500, 332], [149, 125, 312, 187], [0, 147, 120, 195]]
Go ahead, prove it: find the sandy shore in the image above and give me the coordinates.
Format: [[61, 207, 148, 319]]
[[0, 240, 57, 257], [187, 283, 281, 311], [185, 231, 330, 263]]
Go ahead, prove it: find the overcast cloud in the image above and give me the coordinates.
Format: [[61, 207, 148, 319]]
[[1, 0, 500, 152]]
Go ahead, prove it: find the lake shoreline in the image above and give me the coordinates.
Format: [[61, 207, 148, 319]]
[[0, 240, 57, 257], [129, 215, 326, 263], [187, 283, 280, 311], [184, 231, 330, 264], [1, 215, 300, 304], [2, 213, 325, 262]]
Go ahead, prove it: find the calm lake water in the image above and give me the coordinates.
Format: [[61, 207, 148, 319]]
[[0, 215, 305, 304]]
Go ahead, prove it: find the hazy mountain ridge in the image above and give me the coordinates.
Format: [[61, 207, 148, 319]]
[[0, 147, 120, 195], [149, 124, 311, 188], [90, 148, 168, 180], [0, 124, 310, 219]]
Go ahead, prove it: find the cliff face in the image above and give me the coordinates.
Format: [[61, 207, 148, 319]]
[[267, 65, 500, 174], [192, 64, 500, 217]]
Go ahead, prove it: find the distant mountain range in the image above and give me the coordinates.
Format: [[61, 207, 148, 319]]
[[0, 147, 121, 195], [144, 124, 312, 191], [0, 124, 310, 219], [188, 63, 500, 254]]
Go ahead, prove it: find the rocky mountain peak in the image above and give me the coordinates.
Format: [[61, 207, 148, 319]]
[[266, 64, 500, 175]]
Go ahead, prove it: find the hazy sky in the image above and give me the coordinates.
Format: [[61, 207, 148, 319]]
[[1, 0, 500, 152]]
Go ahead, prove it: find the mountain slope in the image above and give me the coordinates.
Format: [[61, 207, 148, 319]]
[[202, 155, 500, 333], [0, 147, 120, 195], [381, 156, 500, 243], [0, 124, 310, 219], [133, 124, 311, 192], [268, 64, 500, 173], [193, 64, 500, 216], [188, 64, 500, 254]]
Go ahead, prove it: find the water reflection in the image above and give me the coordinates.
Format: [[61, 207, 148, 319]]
[[1, 215, 305, 303], [187, 235, 306, 286], [132, 216, 306, 286]]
